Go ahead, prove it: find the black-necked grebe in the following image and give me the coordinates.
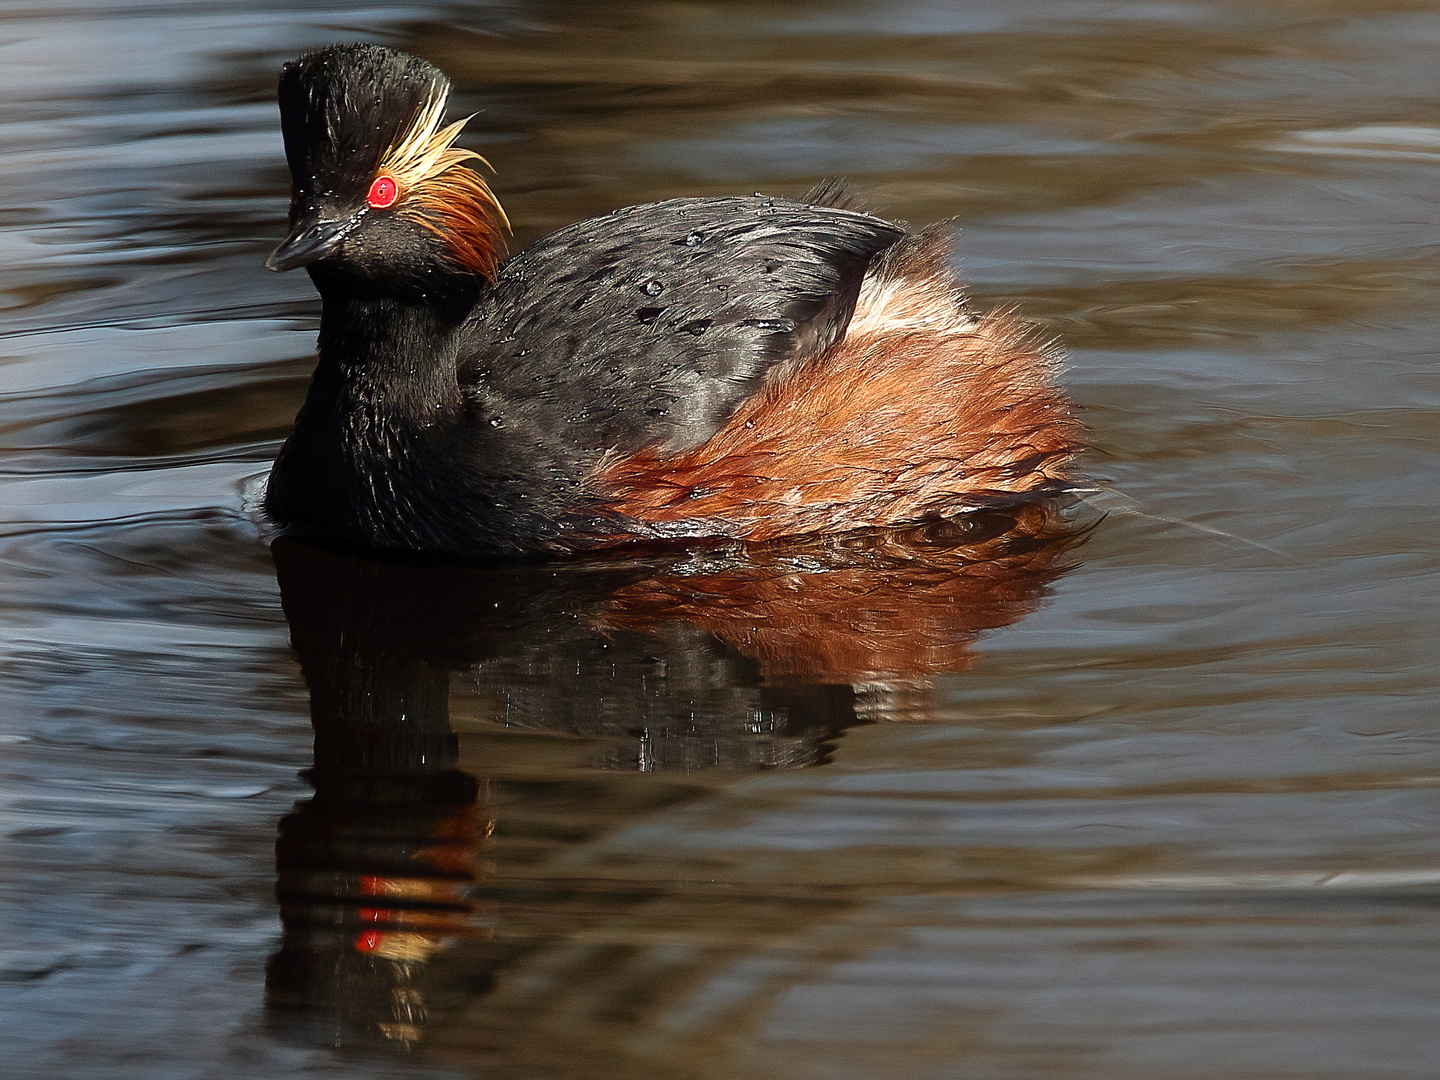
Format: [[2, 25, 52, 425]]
[[263, 44, 1083, 558]]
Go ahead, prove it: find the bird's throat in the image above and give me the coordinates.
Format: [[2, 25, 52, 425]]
[[314, 291, 470, 421]]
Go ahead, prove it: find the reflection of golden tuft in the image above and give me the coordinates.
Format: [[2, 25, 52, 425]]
[[268, 783, 488, 1047], [600, 502, 1084, 682], [376, 1021, 423, 1044], [365, 932, 443, 964]]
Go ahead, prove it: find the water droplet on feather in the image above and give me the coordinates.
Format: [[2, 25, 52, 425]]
[[741, 317, 796, 333]]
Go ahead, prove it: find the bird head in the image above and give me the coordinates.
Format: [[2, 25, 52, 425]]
[[267, 44, 508, 289]]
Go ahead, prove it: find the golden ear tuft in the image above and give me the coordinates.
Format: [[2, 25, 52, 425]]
[[377, 85, 510, 280]]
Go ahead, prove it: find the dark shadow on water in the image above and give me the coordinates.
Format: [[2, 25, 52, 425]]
[[263, 503, 1085, 1048]]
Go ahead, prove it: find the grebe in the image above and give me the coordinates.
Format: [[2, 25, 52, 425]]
[[263, 44, 1082, 558]]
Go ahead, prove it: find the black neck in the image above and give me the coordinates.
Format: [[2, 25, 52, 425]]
[[309, 266, 479, 412], [266, 278, 483, 549], [315, 294, 466, 417]]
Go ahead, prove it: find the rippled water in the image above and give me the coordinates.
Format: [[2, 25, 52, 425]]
[[3, 2, 1439, 1077]]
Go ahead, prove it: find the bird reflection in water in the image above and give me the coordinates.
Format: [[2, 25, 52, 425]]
[[265, 501, 1084, 1046]]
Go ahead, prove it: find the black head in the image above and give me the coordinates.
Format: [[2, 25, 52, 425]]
[[268, 44, 507, 291]]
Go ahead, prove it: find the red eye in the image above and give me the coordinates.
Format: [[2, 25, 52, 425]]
[[367, 174, 399, 209]]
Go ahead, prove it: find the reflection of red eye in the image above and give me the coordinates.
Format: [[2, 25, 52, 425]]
[[367, 174, 399, 208]]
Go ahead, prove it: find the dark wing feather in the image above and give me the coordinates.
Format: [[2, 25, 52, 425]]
[[458, 196, 905, 456]]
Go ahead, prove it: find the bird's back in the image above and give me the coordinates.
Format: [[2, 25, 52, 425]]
[[457, 196, 905, 461]]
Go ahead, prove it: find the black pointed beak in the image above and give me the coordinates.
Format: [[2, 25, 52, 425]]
[[265, 212, 358, 272]]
